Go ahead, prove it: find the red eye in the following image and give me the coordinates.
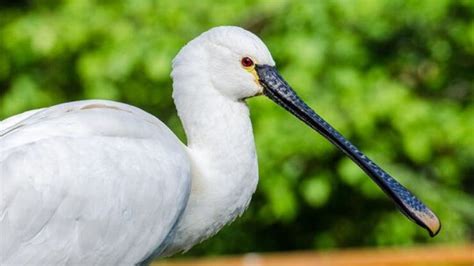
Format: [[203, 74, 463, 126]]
[[241, 57, 254, 67]]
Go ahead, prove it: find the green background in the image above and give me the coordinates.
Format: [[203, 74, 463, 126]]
[[1, 0, 472, 258]]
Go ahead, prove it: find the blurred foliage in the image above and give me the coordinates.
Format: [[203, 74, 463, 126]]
[[1, 0, 473, 257]]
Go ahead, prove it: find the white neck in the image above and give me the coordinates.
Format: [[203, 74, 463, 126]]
[[161, 46, 259, 255]]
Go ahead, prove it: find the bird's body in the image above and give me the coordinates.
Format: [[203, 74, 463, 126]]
[[0, 26, 439, 265], [0, 95, 259, 264], [1, 100, 192, 264]]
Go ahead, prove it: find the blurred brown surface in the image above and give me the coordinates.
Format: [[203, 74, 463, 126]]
[[153, 244, 473, 266]]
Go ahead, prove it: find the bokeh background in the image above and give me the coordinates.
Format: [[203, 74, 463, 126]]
[[0, 0, 472, 258]]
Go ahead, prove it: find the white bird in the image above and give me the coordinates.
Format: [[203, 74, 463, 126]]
[[0, 26, 440, 265]]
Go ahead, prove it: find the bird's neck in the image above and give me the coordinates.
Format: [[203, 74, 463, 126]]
[[163, 64, 258, 255]]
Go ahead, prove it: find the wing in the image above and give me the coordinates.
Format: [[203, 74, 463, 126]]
[[0, 100, 191, 265]]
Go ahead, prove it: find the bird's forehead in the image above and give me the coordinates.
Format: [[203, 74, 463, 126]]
[[203, 26, 275, 66]]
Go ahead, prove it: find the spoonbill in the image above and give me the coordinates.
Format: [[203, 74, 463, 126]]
[[0, 26, 440, 265]]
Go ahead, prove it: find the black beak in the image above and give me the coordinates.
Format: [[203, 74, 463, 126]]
[[256, 64, 441, 237]]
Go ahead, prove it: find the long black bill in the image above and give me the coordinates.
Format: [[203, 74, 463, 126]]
[[256, 64, 441, 237]]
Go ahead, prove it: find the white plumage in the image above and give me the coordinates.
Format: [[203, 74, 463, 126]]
[[1, 101, 190, 264], [0, 25, 441, 265], [1, 26, 273, 265]]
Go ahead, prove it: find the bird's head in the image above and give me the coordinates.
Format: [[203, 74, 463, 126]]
[[172, 26, 275, 100], [172, 26, 441, 237]]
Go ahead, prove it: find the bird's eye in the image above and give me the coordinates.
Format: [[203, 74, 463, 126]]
[[241, 57, 254, 68]]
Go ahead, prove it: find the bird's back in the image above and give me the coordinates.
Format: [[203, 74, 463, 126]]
[[0, 100, 191, 265]]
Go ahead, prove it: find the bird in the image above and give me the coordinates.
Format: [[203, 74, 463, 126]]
[[0, 26, 440, 265]]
